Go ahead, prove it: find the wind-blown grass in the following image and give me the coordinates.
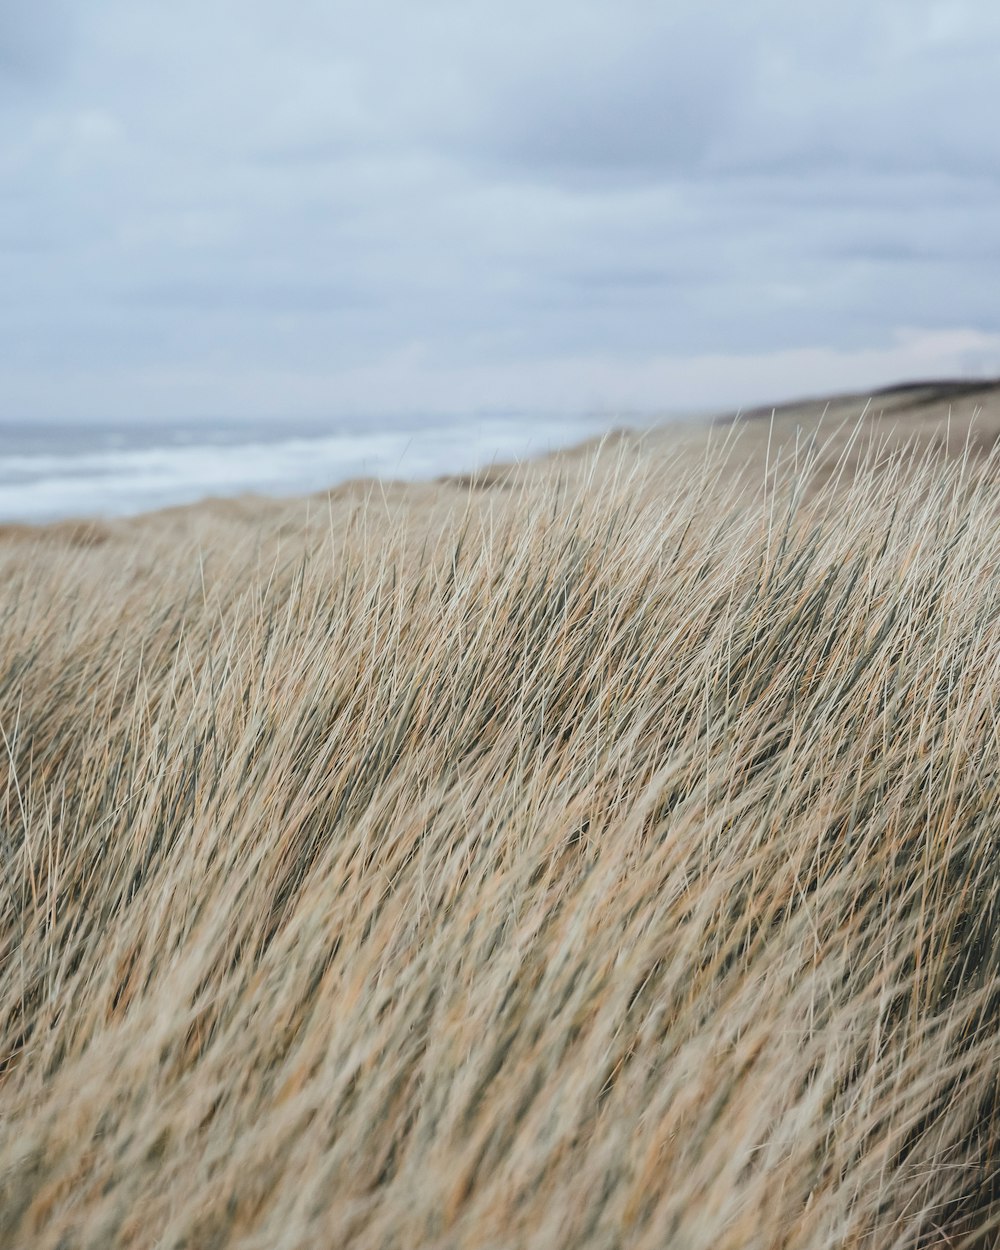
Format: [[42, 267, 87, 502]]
[[1, 430, 999, 1248]]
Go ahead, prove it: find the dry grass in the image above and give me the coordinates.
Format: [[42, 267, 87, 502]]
[[2, 410, 1000, 1248]]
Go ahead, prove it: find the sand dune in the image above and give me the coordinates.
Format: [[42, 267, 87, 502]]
[[2, 383, 1000, 1248]]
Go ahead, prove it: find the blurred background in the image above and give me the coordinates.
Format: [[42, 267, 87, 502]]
[[2, 1, 999, 519]]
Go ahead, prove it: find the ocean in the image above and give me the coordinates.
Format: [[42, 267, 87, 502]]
[[0, 412, 651, 524]]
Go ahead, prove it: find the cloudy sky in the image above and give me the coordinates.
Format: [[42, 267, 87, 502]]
[[3, 0, 1000, 422]]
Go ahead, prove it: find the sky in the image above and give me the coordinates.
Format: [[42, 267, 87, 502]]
[[2, 0, 1000, 423]]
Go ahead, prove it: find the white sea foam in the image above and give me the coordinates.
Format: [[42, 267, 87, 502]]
[[0, 414, 638, 523]]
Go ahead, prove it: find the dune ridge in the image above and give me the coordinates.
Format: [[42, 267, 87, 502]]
[[2, 392, 1000, 1247]]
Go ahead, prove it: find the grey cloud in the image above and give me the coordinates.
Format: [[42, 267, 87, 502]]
[[426, 4, 1000, 187], [458, 25, 748, 180], [3, 0, 1000, 420], [0, 1, 76, 86], [124, 277, 373, 314]]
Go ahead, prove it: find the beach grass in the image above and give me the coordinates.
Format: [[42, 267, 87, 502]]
[[1, 411, 1000, 1248]]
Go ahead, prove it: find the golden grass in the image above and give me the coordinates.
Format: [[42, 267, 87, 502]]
[[2, 412, 1000, 1248]]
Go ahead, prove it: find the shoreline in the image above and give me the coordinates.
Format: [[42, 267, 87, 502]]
[[2, 377, 1000, 543]]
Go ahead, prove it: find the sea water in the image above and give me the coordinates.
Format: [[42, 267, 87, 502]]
[[0, 412, 648, 523]]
